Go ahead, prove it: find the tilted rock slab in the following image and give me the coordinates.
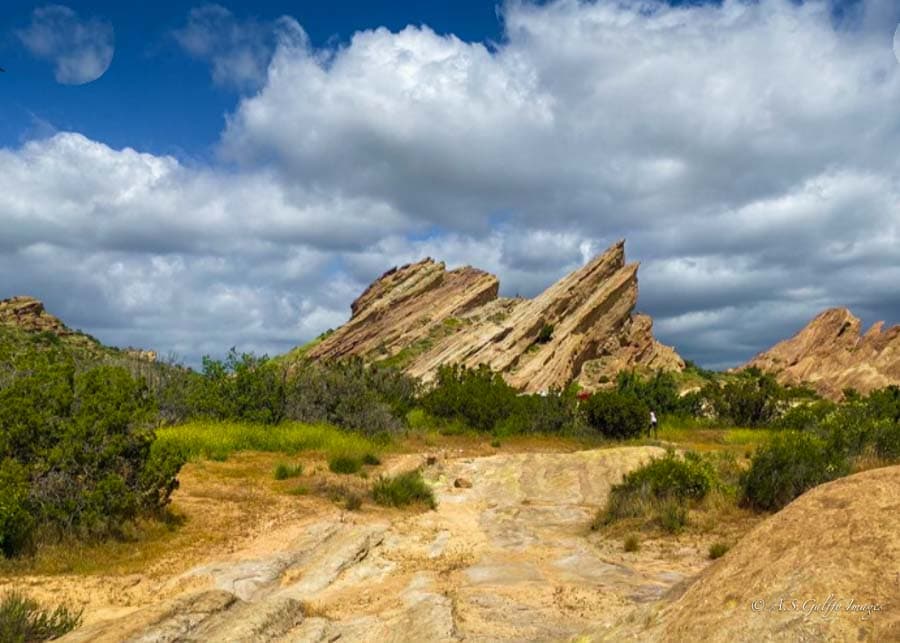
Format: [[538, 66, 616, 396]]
[[743, 307, 900, 399], [306, 241, 682, 392]]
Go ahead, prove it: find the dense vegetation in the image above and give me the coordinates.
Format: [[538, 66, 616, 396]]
[[5, 312, 900, 560]]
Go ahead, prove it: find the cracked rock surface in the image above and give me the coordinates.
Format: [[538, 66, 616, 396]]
[[60, 446, 705, 642]]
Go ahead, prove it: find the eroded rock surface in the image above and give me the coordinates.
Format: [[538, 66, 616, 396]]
[[599, 465, 900, 642], [61, 446, 708, 642], [305, 241, 683, 392], [743, 307, 900, 399]]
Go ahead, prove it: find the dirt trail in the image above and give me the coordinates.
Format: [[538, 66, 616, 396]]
[[45, 445, 723, 642]]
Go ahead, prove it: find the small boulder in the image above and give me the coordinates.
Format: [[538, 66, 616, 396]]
[[454, 477, 472, 489]]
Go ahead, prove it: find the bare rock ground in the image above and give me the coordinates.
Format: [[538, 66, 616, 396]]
[[57, 446, 714, 642]]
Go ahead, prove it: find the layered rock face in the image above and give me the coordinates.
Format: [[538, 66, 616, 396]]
[[744, 307, 900, 399], [307, 241, 683, 392], [0, 296, 74, 336]]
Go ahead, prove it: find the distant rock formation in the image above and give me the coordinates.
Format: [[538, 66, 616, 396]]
[[306, 241, 683, 392], [0, 296, 74, 336], [0, 295, 157, 362], [743, 307, 900, 399]]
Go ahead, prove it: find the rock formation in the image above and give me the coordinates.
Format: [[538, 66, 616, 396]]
[[306, 241, 683, 392], [0, 295, 74, 336], [0, 295, 157, 361], [743, 307, 900, 399], [607, 465, 900, 642]]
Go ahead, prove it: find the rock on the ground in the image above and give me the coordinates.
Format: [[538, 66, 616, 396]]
[[304, 241, 683, 393], [0, 296, 73, 336], [742, 307, 900, 399]]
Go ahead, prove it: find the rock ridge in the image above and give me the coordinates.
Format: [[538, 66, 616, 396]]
[[743, 307, 900, 399], [305, 241, 683, 392]]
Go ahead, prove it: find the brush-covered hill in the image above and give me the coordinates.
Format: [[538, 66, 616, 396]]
[[293, 241, 684, 393], [0, 295, 158, 373], [743, 307, 900, 400]]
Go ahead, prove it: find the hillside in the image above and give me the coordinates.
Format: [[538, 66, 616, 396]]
[[0, 295, 158, 370], [743, 307, 900, 399], [302, 241, 683, 393]]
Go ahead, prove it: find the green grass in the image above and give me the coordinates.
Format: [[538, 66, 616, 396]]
[[372, 470, 436, 509], [156, 421, 381, 463]]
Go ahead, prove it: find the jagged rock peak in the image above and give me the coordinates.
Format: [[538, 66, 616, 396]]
[[0, 295, 73, 336], [304, 241, 683, 392], [743, 307, 900, 399]]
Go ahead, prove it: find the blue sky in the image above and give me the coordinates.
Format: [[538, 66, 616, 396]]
[[1, 0, 899, 369]]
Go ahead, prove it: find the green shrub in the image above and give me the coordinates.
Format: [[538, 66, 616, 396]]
[[345, 493, 363, 511], [702, 369, 783, 427], [536, 323, 554, 344], [372, 471, 436, 509], [0, 360, 183, 555], [623, 534, 640, 552], [657, 498, 688, 534], [0, 460, 33, 557], [741, 431, 848, 511], [774, 400, 837, 431], [583, 391, 649, 439], [329, 454, 362, 475], [616, 370, 680, 415], [496, 386, 579, 435], [874, 421, 900, 459], [362, 453, 380, 466], [421, 365, 518, 432], [708, 541, 730, 559], [600, 450, 717, 528], [284, 359, 409, 436], [0, 591, 82, 642], [274, 462, 303, 480]]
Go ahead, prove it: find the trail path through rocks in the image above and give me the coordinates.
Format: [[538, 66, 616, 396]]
[[60, 446, 713, 642]]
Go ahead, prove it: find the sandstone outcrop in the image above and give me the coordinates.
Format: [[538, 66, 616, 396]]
[[603, 465, 900, 642], [306, 241, 683, 392], [743, 307, 900, 399], [0, 295, 74, 336]]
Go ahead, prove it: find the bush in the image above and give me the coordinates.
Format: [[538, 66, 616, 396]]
[[183, 350, 286, 425], [0, 591, 82, 642], [496, 387, 579, 435], [372, 470, 436, 509], [582, 391, 649, 439], [657, 498, 688, 534], [329, 454, 362, 475], [284, 359, 410, 436], [616, 370, 680, 415], [536, 323, 554, 344], [774, 400, 837, 431], [741, 431, 848, 511], [703, 369, 783, 427], [0, 360, 183, 555], [274, 462, 303, 480], [708, 541, 730, 560], [421, 365, 518, 432], [874, 421, 900, 459], [600, 450, 717, 527], [623, 534, 640, 552]]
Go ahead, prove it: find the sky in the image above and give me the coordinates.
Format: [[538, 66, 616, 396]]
[[1, 0, 899, 370]]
